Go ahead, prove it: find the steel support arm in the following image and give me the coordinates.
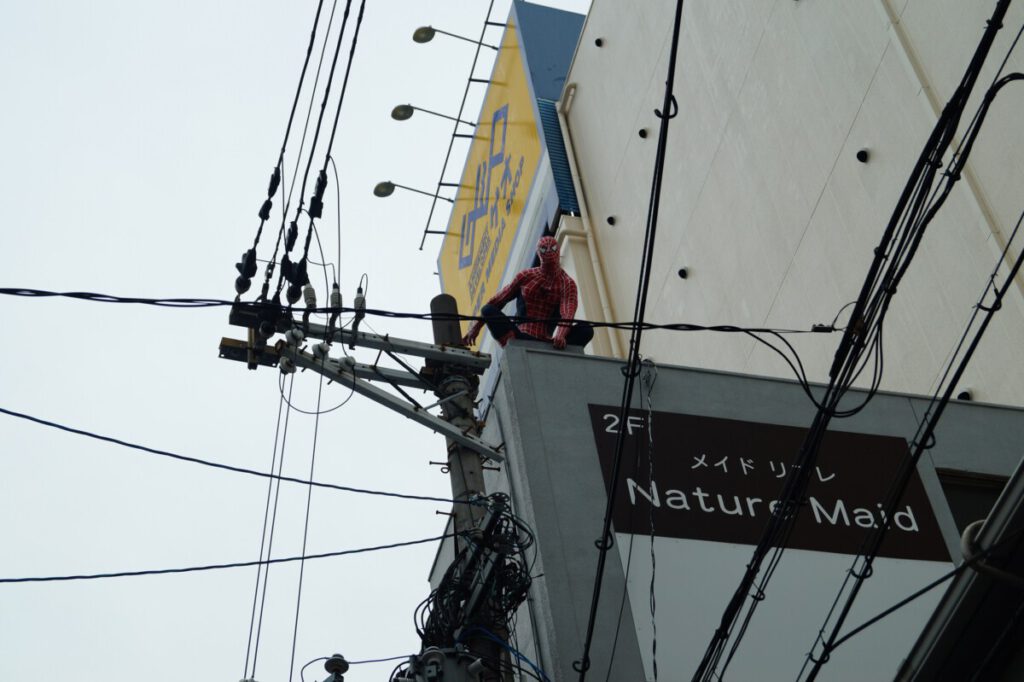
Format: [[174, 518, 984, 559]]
[[283, 347, 503, 462], [301, 321, 491, 372]]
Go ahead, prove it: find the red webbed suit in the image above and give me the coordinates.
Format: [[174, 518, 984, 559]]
[[462, 236, 594, 350]]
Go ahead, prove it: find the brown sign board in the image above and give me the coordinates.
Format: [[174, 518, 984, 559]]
[[588, 405, 950, 562]]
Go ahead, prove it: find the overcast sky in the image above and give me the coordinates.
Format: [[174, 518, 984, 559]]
[[0, 1, 587, 680]]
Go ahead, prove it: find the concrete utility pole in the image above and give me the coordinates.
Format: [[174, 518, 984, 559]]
[[420, 294, 511, 682], [427, 294, 488, 548], [221, 298, 517, 681]]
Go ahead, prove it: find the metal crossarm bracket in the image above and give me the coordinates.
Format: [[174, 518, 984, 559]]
[[301, 321, 491, 372], [283, 346, 504, 462], [226, 305, 490, 371]]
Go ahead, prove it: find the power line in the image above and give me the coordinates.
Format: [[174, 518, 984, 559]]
[[0, 404, 470, 506], [295, 0, 367, 291], [0, 534, 455, 584], [271, 0, 355, 304], [0, 286, 841, 396], [573, 1, 687, 677], [247, 0, 327, 257], [821, 524, 1024, 656], [243, 386, 290, 680], [251, 373, 296, 677], [290, 0, 353, 224], [692, 3, 1017, 676], [262, 0, 342, 300], [287, 372, 325, 682], [800, 203, 1024, 681], [0, 287, 837, 335]]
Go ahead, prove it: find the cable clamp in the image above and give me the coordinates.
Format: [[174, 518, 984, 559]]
[[850, 563, 874, 580], [655, 94, 679, 119]]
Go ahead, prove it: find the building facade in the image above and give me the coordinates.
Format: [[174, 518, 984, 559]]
[[429, 1, 1024, 679]]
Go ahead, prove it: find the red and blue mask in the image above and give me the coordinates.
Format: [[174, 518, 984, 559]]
[[537, 236, 560, 268]]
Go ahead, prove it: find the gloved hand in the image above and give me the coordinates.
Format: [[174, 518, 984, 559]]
[[461, 327, 480, 347]]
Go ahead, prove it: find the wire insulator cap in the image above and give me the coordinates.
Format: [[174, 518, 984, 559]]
[[267, 166, 281, 197], [308, 195, 324, 219], [258, 198, 273, 221], [285, 221, 299, 252], [325, 653, 350, 675]]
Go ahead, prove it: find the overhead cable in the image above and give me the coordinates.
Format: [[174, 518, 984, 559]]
[[692, 3, 1015, 678], [800, 202, 1024, 680], [263, 0, 342, 299], [573, 1, 687, 677], [238, 0, 328, 299], [286, 372, 326, 682], [251, 373, 295, 677], [297, 0, 368, 276], [0, 534, 455, 584], [273, 0, 355, 304], [0, 288, 837, 336], [0, 405, 469, 505], [243, 386, 290, 681]]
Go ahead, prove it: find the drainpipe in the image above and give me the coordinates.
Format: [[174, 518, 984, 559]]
[[557, 82, 625, 357]]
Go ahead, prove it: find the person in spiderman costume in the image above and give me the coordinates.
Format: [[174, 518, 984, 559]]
[[461, 235, 594, 350]]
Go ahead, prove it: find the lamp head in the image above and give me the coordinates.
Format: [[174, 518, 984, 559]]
[[373, 181, 396, 198], [412, 26, 436, 43], [391, 104, 414, 121]]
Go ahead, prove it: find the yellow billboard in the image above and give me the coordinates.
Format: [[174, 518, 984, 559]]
[[437, 19, 542, 336]]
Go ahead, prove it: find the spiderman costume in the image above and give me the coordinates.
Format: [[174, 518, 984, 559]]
[[462, 236, 594, 350]]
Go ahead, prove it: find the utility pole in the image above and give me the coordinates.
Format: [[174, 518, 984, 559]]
[[221, 297, 527, 681], [425, 294, 488, 548]]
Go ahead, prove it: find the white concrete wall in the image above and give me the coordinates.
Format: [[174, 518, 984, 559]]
[[562, 0, 1024, 406]]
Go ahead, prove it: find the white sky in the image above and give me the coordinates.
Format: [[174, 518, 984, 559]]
[[0, 1, 588, 680]]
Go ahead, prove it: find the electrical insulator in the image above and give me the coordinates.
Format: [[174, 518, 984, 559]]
[[285, 328, 304, 345], [309, 170, 328, 218], [235, 248, 257, 278], [354, 287, 366, 315], [286, 220, 299, 252], [308, 195, 324, 219], [258, 198, 273, 220], [258, 320, 276, 338], [314, 169, 328, 199], [349, 286, 366, 351], [328, 282, 343, 329], [280, 356, 296, 374], [235, 276, 251, 295], [286, 283, 302, 305], [304, 284, 317, 309], [313, 342, 330, 359], [267, 165, 281, 197]]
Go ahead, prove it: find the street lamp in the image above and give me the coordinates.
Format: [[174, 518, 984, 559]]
[[391, 104, 476, 127], [412, 25, 498, 50], [373, 181, 454, 203]]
